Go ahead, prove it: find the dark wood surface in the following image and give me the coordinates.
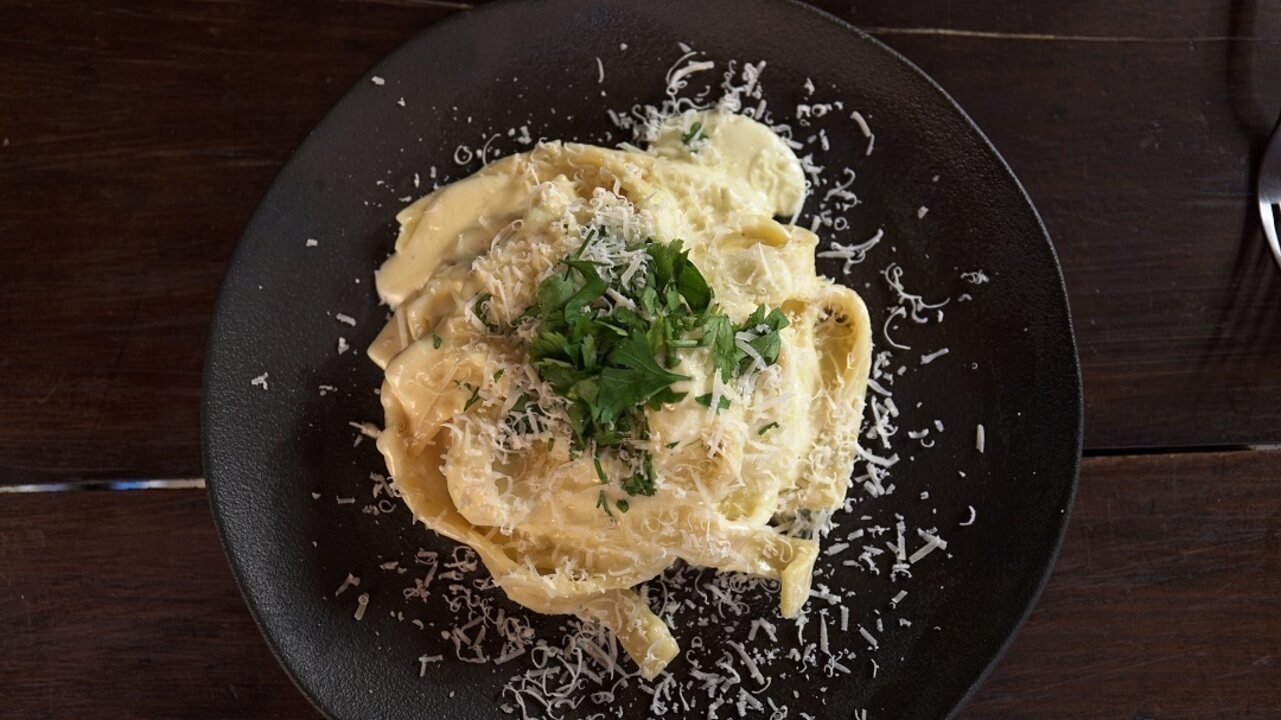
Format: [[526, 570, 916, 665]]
[[3, 0, 1281, 484], [2, 451, 1277, 718], [3, 1, 1281, 718]]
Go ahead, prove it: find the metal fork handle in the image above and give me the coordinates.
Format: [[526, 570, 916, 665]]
[[1262, 200, 1281, 271]]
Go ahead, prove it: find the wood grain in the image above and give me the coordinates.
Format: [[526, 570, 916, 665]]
[[964, 449, 1281, 719], [0, 0, 454, 483], [2, 0, 1281, 483], [0, 488, 313, 719], [1, 451, 1277, 718]]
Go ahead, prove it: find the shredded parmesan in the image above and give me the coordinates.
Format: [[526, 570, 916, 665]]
[[920, 348, 949, 365], [341, 44, 987, 720], [817, 228, 883, 273], [335, 573, 361, 597], [850, 110, 875, 155]]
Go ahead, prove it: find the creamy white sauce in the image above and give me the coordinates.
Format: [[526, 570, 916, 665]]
[[369, 112, 872, 679]]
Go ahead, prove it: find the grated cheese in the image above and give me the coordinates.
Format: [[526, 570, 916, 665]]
[[816, 228, 883, 274], [850, 111, 875, 155], [858, 627, 878, 649], [334, 573, 361, 597], [341, 43, 989, 720]]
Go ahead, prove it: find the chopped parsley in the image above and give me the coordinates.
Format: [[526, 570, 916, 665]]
[[473, 292, 497, 331], [596, 489, 615, 519], [695, 393, 732, 412], [711, 305, 791, 381], [432, 334, 442, 349], [620, 452, 657, 497], [758, 421, 781, 435], [681, 121, 706, 146], [507, 230, 787, 511], [462, 383, 481, 411]]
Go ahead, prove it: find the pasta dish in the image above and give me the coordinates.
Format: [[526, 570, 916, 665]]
[[369, 110, 872, 679]]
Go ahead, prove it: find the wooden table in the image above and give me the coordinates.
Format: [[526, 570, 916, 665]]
[[2, 1, 1278, 717]]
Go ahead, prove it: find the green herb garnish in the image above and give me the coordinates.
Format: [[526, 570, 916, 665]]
[[758, 421, 781, 435], [432, 334, 442, 349], [462, 383, 481, 410], [736, 306, 790, 372], [621, 453, 657, 497], [473, 292, 497, 331], [596, 489, 615, 519], [695, 393, 732, 412], [510, 230, 786, 511], [681, 121, 706, 146]]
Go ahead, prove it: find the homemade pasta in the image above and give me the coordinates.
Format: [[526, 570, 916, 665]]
[[370, 110, 872, 679]]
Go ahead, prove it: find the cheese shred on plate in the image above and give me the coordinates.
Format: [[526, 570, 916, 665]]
[[367, 110, 873, 679]]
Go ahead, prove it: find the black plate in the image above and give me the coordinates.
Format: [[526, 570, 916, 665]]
[[203, 1, 1082, 718]]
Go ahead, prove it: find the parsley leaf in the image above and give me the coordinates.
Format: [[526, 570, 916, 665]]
[[595, 331, 689, 426], [737, 306, 790, 372], [677, 260, 711, 312], [561, 259, 607, 323], [695, 393, 731, 412], [621, 453, 656, 496], [463, 383, 481, 410], [536, 273, 576, 324], [703, 314, 738, 381], [596, 489, 615, 519], [473, 293, 497, 331], [681, 121, 705, 146]]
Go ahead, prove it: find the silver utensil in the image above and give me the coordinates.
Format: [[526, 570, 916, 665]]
[[1256, 117, 1281, 271]]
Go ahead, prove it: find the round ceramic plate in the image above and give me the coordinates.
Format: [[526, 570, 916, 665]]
[[203, 1, 1082, 718]]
